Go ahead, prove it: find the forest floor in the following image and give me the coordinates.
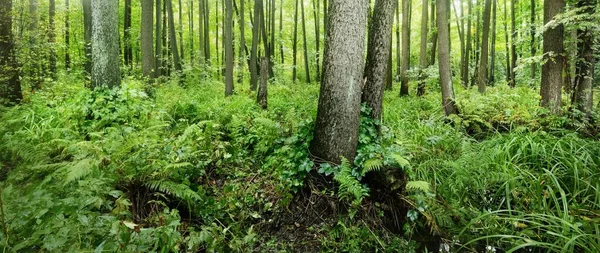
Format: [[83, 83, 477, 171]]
[[0, 71, 599, 252]]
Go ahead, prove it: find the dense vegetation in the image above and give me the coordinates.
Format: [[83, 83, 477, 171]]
[[1, 0, 599, 252]]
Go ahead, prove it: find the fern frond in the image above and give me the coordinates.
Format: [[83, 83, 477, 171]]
[[390, 153, 410, 168], [145, 180, 203, 203], [335, 158, 369, 203], [65, 158, 94, 183], [363, 158, 383, 173], [406, 181, 431, 193]]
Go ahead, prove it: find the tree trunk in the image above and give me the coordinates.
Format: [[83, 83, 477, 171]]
[[0, 0, 22, 105], [504, 0, 510, 82], [178, 0, 184, 61], [166, 0, 182, 73], [301, 0, 311, 83], [312, 0, 321, 79], [238, 0, 246, 83], [540, 0, 565, 113], [215, 0, 220, 69], [82, 0, 92, 81], [257, 57, 268, 109], [91, 0, 121, 88], [395, 2, 400, 81], [124, 0, 132, 66], [141, 0, 155, 78], [530, 0, 536, 80], [399, 0, 411, 96], [429, 2, 438, 66], [571, 0, 596, 118], [489, 0, 497, 83], [189, 0, 194, 64], [250, 0, 262, 90], [437, 0, 459, 115], [509, 0, 517, 87], [199, 0, 205, 63], [279, 0, 284, 64], [362, 0, 395, 121], [155, 0, 163, 76], [225, 0, 234, 96], [48, 0, 56, 79], [477, 0, 492, 93], [463, 0, 472, 86], [311, 0, 368, 164], [64, 0, 70, 70], [292, 0, 299, 82], [417, 0, 429, 96], [472, 0, 480, 87]]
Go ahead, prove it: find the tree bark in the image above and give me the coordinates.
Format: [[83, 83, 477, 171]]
[[141, 0, 155, 78], [250, 0, 262, 90], [257, 57, 268, 109], [225, 0, 234, 96], [0, 0, 22, 105], [312, 0, 321, 79], [155, 0, 163, 76], [49, 0, 56, 79], [362, 0, 395, 121], [504, 0, 510, 83], [301, 0, 311, 83], [437, 0, 459, 115], [489, 0, 497, 83], [292, 0, 299, 82], [571, 0, 596, 118], [463, 0, 472, 86], [311, 0, 368, 164], [399, 0, 411, 96], [82, 0, 92, 81], [178, 0, 184, 61], [91, 0, 121, 88], [166, 0, 182, 73], [417, 0, 429, 96], [64, 0, 70, 70], [124, 0, 132, 66], [238, 0, 246, 83], [477, 0, 492, 93], [540, 0, 565, 113], [509, 0, 517, 87]]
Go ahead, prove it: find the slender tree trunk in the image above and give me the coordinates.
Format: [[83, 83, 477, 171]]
[[311, 0, 368, 164], [225, 0, 234, 96], [399, 0, 411, 95], [395, 2, 401, 81], [215, 0, 220, 69], [417, 0, 429, 96], [203, 0, 210, 64], [429, 2, 438, 66], [463, 0, 472, 86], [477, 0, 492, 93], [257, 57, 268, 109], [270, 0, 275, 68], [189, 0, 194, 64], [64, 0, 70, 70], [48, 0, 56, 79], [312, 0, 321, 79], [504, 0, 510, 82], [124, 0, 132, 66], [82, 0, 92, 80], [362, 0, 395, 121], [279, 0, 284, 64], [490, 0, 497, 83], [250, 0, 261, 90], [571, 0, 595, 118], [437, 0, 459, 115], [472, 0, 481, 87], [178, 0, 185, 61], [292, 0, 299, 82], [530, 0, 536, 79], [238, 0, 246, 83], [301, 0, 311, 83], [510, 0, 517, 87], [155, 0, 163, 76], [167, 0, 182, 73], [141, 0, 155, 78], [91, 0, 121, 88], [540, 0, 565, 113], [0, 0, 22, 105]]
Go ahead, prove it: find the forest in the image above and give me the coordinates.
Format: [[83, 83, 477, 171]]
[[0, 0, 599, 251]]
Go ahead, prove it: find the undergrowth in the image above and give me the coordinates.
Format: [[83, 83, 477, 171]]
[[0, 73, 598, 252]]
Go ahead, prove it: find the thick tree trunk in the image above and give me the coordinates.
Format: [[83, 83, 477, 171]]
[[166, 0, 182, 73], [477, 0, 492, 93], [141, 0, 155, 78], [292, 0, 299, 82], [399, 0, 411, 96], [301, 0, 311, 83], [49, 0, 56, 79], [91, 0, 121, 88], [257, 57, 268, 109], [571, 0, 596, 118], [0, 0, 22, 105], [250, 0, 261, 90], [540, 0, 565, 113], [362, 0, 395, 121], [311, 0, 368, 164], [437, 0, 459, 115], [417, 0, 429, 96], [225, 0, 234, 96], [65, 0, 70, 70]]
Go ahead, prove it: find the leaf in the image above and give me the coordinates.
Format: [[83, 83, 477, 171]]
[[390, 153, 410, 168], [363, 158, 383, 172], [406, 181, 431, 193], [123, 221, 138, 230]]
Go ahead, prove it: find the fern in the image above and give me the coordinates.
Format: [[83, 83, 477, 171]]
[[64, 158, 95, 183], [363, 158, 383, 173], [145, 180, 203, 203], [334, 158, 369, 205], [405, 181, 431, 193]]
